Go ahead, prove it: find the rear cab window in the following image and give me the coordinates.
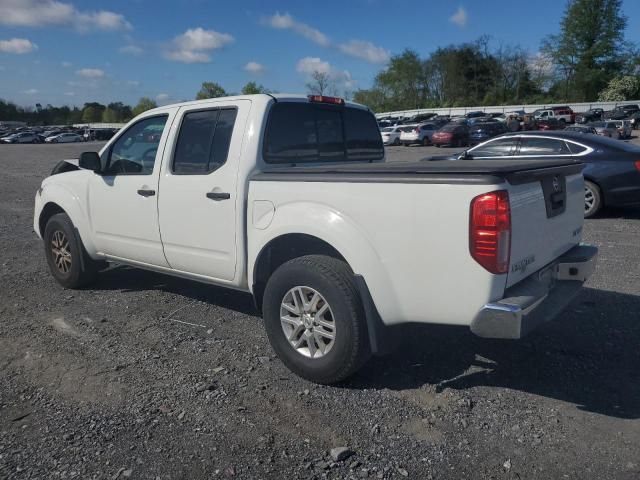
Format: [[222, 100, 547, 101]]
[[263, 102, 383, 164]]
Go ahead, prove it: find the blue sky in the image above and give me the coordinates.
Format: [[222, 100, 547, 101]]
[[1, 0, 640, 107]]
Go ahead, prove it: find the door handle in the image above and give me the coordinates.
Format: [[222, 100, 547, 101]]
[[206, 192, 231, 201], [137, 189, 156, 197]]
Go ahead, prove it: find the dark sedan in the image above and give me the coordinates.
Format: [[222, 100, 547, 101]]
[[427, 131, 640, 217], [469, 122, 507, 145]]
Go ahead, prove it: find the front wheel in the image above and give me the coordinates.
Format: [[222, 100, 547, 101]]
[[584, 180, 602, 218], [393, 138, 400, 146], [262, 255, 370, 384], [44, 213, 100, 288]]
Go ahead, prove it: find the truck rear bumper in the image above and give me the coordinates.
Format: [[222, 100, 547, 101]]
[[471, 244, 598, 339]]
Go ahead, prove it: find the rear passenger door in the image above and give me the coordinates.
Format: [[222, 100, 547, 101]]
[[158, 100, 249, 281]]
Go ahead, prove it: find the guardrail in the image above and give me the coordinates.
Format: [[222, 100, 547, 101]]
[[375, 100, 640, 118]]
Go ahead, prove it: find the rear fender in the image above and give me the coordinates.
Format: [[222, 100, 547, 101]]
[[249, 201, 398, 320]]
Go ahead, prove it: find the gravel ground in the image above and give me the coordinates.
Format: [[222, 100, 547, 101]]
[[1, 141, 640, 480]]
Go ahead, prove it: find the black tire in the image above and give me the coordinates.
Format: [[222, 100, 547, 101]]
[[43, 213, 99, 288], [422, 137, 429, 146], [584, 180, 602, 218], [393, 138, 400, 146], [262, 255, 371, 384]]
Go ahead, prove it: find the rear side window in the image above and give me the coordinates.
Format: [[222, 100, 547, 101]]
[[173, 108, 238, 174], [264, 103, 383, 163], [519, 137, 571, 156], [469, 137, 517, 157], [567, 142, 588, 154]]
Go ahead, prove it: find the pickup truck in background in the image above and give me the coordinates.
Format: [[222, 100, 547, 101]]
[[534, 106, 575, 125], [34, 94, 598, 383]]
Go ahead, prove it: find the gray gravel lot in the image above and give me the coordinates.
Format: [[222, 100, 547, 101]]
[[1, 141, 639, 479]]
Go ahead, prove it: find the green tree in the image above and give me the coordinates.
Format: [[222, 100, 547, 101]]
[[132, 97, 157, 117], [241, 81, 268, 95], [196, 82, 227, 100], [81, 102, 105, 123], [598, 75, 640, 101], [101, 108, 118, 123], [541, 0, 628, 101]]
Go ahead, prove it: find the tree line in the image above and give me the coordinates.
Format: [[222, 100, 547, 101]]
[[353, 0, 639, 111]]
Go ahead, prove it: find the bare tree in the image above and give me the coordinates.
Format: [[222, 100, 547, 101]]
[[306, 71, 335, 96]]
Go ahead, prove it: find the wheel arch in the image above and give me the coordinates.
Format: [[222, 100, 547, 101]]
[[252, 233, 347, 311]]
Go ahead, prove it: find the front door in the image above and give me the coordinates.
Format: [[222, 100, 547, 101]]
[[88, 113, 172, 266], [158, 101, 248, 281]]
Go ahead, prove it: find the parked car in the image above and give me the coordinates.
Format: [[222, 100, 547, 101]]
[[607, 120, 633, 139], [33, 93, 597, 383], [590, 121, 620, 138], [432, 124, 469, 147], [468, 122, 507, 145], [0, 131, 41, 143], [45, 132, 84, 143], [575, 108, 604, 124], [606, 104, 640, 120], [564, 125, 597, 134], [399, 122, 438, 146], [537, 117, 562, 130], [440, 131, 640, 217], [379, 126, 403, 146], [629, 111, 640, 129], [465, 111, 485, 119]]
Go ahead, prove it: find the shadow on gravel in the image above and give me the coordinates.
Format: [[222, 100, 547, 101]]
[[596, 207, 640, 220], [93, 266, 259, 316], [91, 267, 639, 419], [349, 288, 640, 420]]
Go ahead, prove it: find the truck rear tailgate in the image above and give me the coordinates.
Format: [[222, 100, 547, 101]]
[[504, 164, 585, 287]]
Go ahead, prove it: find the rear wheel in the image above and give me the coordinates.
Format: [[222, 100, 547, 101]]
[[584, 180, 602, 218], [393, 138, 400, 146], [44, 213, 100, 288], [262, 255, 370, 384], [422, 137, 430, 146]]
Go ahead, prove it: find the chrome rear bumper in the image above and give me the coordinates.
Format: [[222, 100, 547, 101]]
[[471, 244, 598, 339]]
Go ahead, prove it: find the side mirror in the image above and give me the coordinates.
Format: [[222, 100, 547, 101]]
[[79, 151, 101, 173]]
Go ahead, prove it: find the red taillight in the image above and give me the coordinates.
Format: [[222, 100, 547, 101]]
[[470, 190, 511, 274], [307, 95, 345, 105], [635, 160, 640, 172]]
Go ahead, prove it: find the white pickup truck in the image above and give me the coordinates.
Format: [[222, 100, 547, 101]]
[[34, 94, 597, 383]]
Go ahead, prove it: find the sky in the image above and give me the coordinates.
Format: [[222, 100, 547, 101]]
[[1, 0, 640, 108]]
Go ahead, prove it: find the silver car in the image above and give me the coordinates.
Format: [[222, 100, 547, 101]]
[[0, 131, 40, 144], [607, 120, 633, 139], [590, 121, 619, 138]]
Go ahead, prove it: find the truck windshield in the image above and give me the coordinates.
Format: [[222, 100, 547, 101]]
[[264, 102, 384, 164]]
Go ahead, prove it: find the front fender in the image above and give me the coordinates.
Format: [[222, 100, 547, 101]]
[[36, 180, 97, 257], [248, 200, 400, 322]]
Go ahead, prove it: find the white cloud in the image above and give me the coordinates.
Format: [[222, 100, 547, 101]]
[[22, 88, 39, 95], [450, 6, 468, 27], [244, 61, 265, 74], [61, 61, 72, 67], [0, 0, 131, 31], [0, 38, 38, 54], [119, 45, 143, 56], [265, 12, 329, 47], [127, 80, 140, 86], [296, 57, 356, 93], [76, 68, 105, 78], [339, 40, 389, 64], [296, 56, 331, 75], [64, 91, 75, 96], [156, 93, 169, 101], [164, 27, 234, 63]]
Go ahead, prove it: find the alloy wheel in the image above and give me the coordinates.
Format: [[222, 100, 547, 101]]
[[51, 230, 72, 274], [584, 185, 595, 215], [280, 286, 336, 359]]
